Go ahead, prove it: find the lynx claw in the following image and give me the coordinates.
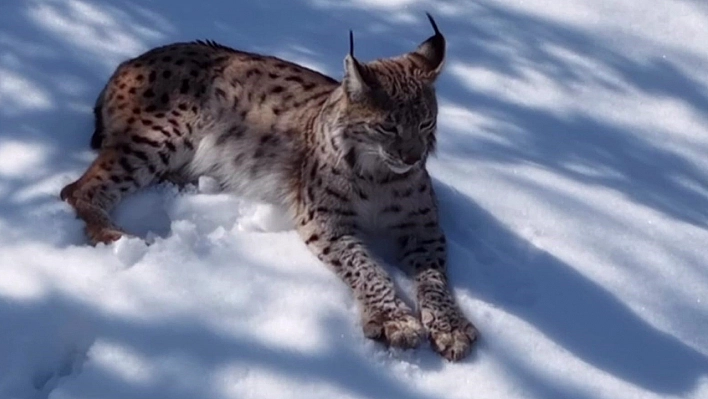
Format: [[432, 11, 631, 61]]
[[363, 312, 426, 349], [429, 321, 478, 362]]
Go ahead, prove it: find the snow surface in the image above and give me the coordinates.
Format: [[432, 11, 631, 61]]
[[2, 0, 708, 398]]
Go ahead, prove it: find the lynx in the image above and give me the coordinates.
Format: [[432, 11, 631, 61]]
[[60, 14, 477, 361]]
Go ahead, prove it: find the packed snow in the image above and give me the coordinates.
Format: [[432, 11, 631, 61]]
[[1, 0, 708, 398]]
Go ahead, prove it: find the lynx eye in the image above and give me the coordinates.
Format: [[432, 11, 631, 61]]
[[419, 119, 436, 132], [374, 124, 398, 137]]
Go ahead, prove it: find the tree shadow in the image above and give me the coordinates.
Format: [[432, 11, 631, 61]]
[[1, 0, 708, 398], [439, 97, 708, 228], [435, 180, 708, 395], [428, 1, 708, 228], [0, 286, 440, 399]]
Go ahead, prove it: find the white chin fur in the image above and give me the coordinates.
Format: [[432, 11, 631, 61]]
[[387, 163, 413, 174]]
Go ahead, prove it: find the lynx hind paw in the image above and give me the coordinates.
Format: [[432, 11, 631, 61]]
[[429, 320, 478, 362], [363, 311, 426, 349]]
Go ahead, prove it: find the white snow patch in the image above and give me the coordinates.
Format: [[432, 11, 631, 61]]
[[1, 1, 707, 399]]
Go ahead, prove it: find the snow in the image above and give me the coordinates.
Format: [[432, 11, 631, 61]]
[[1, 0, 708, 398]]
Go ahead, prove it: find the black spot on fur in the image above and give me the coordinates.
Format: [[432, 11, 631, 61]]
[[391, 222, 418, 230], [394, 188, 414, 198], [153, 126, 172, 137], [132, 150, 149, 161], [292, 90, 331, 108], [158, 152, 170, 165], [180, 79, 190, 94], [131, 135, 160, 147], [118, 157, 135, 173], [382, 205, 402, 213], [246, 68, 262, 78], [344, 149, 356, 168], [355, 189, 368, 201], [324, 187, 348, 201], [260, 134, 275, 144], [309, 159, 319, 180], [305, 234, 320, 244]]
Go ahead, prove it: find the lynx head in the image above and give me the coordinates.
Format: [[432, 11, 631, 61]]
[[332, 13, 445, 175]]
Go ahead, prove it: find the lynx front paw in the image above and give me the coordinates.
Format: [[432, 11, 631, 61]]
[[86, 225, 125, 245], [362, 311, 426, 349], [423, 308, 478, 361]]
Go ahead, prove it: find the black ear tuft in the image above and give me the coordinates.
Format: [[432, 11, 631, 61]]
[[426, 12, 441, 36], [349, 30, 354, 58], [343, 30, 369, 101], [414, 12, 446, 79]]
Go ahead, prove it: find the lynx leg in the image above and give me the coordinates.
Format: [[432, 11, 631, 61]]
[[60, 146, 160, 245], [397, 225, 478, 361], [298, 217, 425, 349], [392, 180, 478, 361]]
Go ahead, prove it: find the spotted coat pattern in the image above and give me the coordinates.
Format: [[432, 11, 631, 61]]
[[60, 17, 477, 361]]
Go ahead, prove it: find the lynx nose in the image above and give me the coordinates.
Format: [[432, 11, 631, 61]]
[[401, 153, 419, 166]]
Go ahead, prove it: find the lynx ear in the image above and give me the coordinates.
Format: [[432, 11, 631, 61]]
[[343, 30, 370, 101], [413, 13, 446, 81]]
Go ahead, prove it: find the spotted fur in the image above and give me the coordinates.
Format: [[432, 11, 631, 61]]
[[60, 14, 477, 361]]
